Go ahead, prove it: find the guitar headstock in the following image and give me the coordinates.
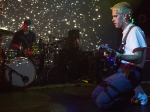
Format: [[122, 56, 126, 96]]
[[98, 44, 109, 50], [98, 44, 114, 54]]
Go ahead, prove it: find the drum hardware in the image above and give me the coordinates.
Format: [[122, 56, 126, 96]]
[[43, 43, 52, 48], [4, 65, 29, 84], [34, 43, 56, 80], [0, 42, 57, 86], [49, 39, 64, 46], [42, 44, 55, 70]]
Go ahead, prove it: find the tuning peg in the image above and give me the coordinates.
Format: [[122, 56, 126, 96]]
[[105, 44, 109, 46]]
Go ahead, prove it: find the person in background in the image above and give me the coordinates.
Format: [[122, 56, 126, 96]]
[[92, 2, 148, 110]]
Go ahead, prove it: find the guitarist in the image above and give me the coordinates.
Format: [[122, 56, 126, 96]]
[[92, 2, 147, 110]]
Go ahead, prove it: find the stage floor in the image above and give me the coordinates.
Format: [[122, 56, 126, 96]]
[[0, 76, 150, 112]]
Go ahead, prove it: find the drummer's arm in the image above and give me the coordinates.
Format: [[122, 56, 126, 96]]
[[11, 44, 22, 50]]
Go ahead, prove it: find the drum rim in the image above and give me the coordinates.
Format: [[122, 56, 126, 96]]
[[5, 57, 36, 87]]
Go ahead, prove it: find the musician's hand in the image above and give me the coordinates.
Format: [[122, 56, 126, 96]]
[[98, 44, 117, 58], [12, 44, 22, 50], [108, 49, 116, 58], [19, 46, 22, 50], [98, 44, 109, 52]]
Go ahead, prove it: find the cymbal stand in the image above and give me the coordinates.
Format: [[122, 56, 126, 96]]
[[43, 44, 54, 81], [0, 50, 6, 83]]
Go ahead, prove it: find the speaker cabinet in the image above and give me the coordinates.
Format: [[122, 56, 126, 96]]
[[142, 60, 150, 81]]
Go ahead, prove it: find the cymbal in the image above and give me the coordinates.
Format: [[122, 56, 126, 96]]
[[0, 29, 14, 36], [50, 40, 64, 46]]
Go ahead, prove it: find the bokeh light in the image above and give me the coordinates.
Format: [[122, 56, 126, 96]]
[[0, 0, 113, 51]]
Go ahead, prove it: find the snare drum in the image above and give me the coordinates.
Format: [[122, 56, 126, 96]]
[[5, 57, 36, 87]]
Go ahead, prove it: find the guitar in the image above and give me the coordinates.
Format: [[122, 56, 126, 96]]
[[98, 44, 122, 72]]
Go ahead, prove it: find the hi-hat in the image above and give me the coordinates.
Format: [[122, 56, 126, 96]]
[[50, 40, 63, 46], [0, 29, 14, 36]]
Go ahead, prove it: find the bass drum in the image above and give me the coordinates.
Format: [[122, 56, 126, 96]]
[[5, 57, 36, 87]]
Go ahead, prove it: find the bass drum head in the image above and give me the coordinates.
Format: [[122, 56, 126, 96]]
[[5, 57, 36, 87]]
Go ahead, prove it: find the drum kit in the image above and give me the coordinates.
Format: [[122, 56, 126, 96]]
[[0, 29, 64, 88]]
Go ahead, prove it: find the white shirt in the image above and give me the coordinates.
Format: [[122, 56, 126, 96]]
[[121, 23, 147, 68]]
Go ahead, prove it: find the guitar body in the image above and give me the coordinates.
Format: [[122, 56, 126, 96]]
[[98, 44, 124, 72]]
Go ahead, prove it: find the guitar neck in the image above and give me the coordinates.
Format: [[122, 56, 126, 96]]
[[107, 48, 113, 53]]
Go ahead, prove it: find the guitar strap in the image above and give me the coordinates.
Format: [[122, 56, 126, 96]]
[[119, 25, 135, 53]]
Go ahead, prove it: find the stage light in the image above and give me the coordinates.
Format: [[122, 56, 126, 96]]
[[132, 18, 134, 23]]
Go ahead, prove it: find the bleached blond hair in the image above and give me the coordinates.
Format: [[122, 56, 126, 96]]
[[111, 2, 133, 16]]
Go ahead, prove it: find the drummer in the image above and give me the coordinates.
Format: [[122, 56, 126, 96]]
[[11, 19, 36, 57], [11, 19, 44, 76]]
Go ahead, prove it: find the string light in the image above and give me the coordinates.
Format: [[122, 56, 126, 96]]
[[0, 0, 104, 51]]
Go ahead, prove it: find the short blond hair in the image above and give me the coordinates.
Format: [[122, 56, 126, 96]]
[[111, 2, 132, 16]]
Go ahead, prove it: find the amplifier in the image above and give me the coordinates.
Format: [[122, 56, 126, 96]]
[[142, 60, 150, 81]]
